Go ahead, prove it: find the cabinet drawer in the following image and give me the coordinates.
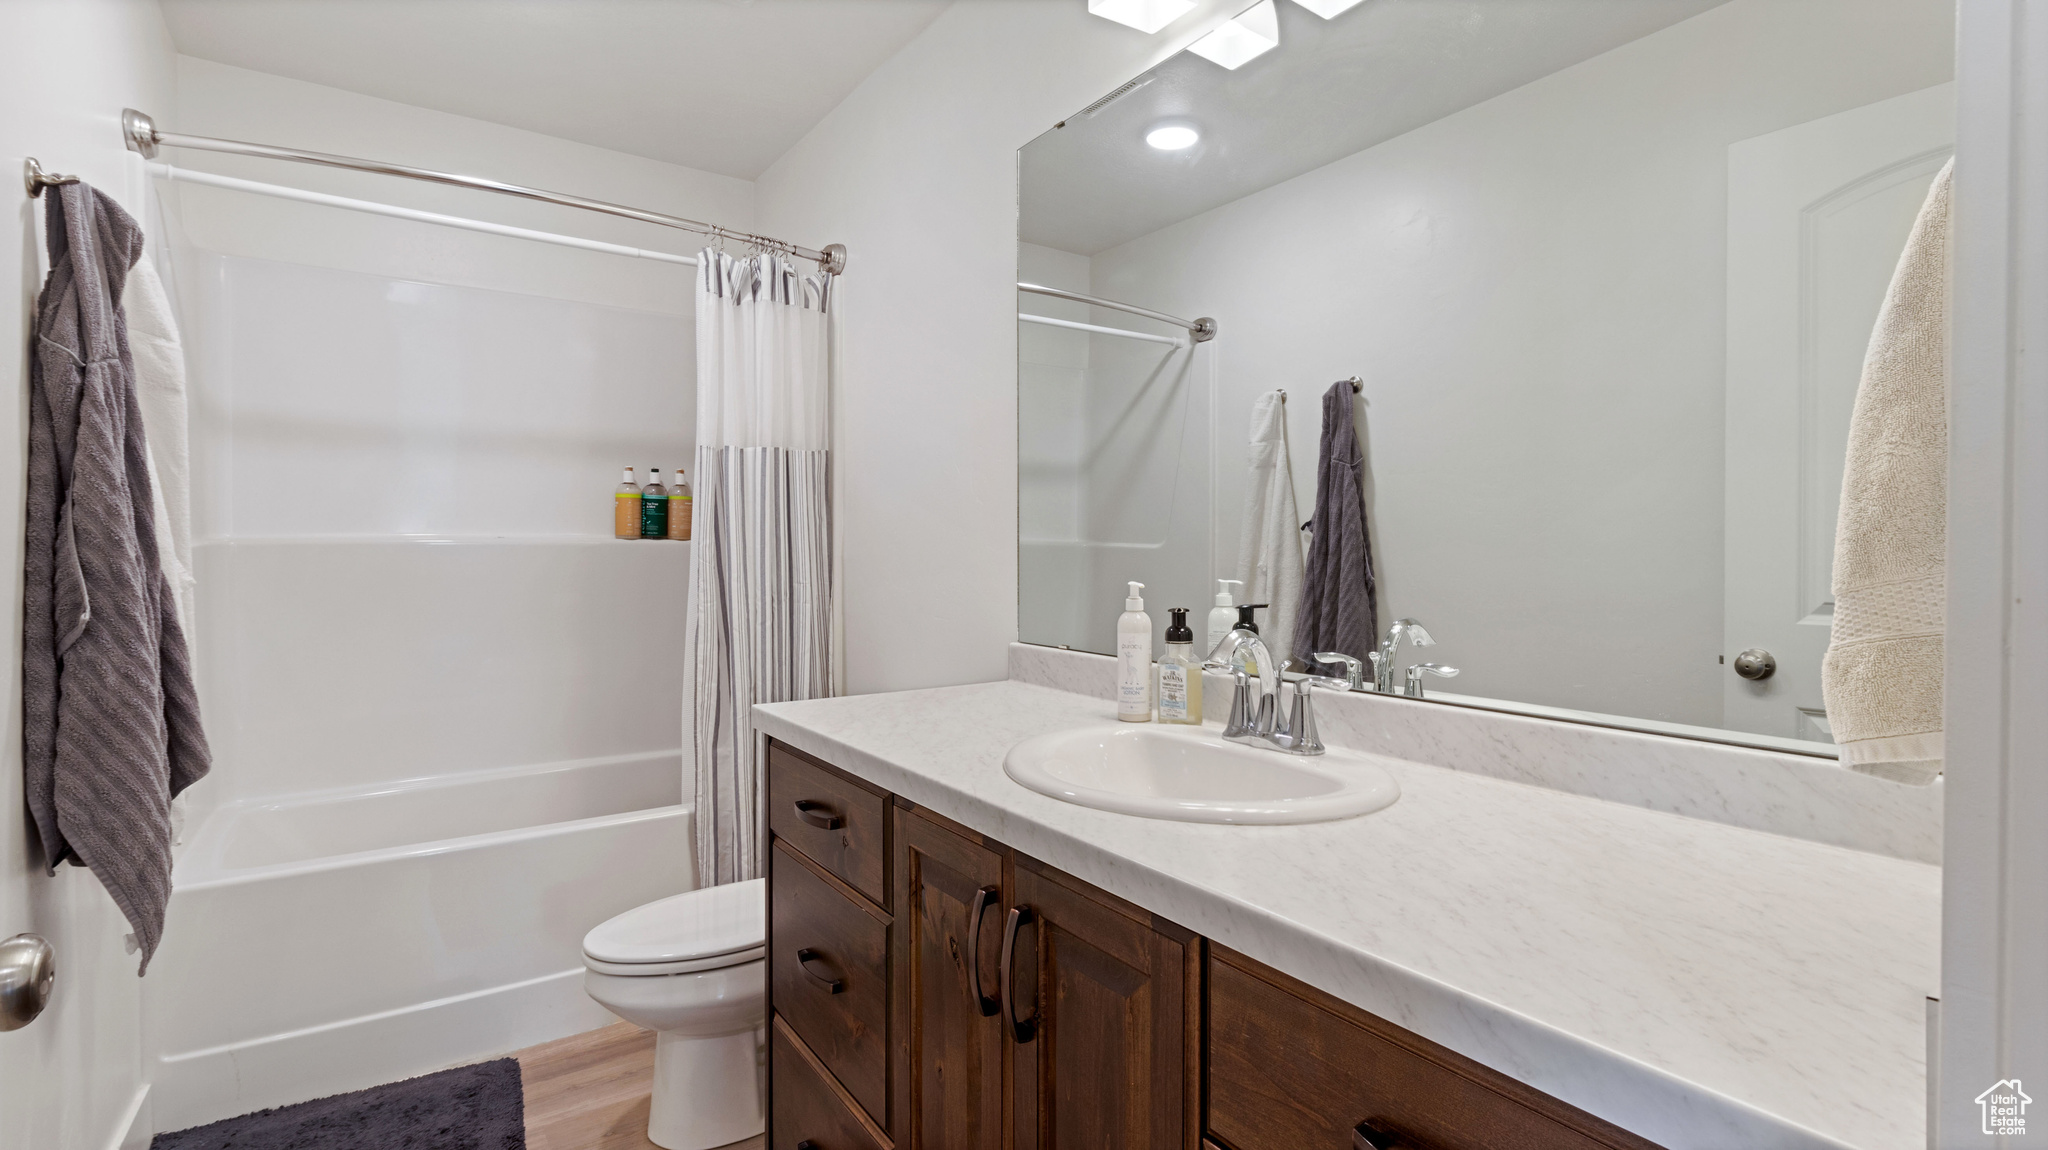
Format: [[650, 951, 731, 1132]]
[[1207, 948, 1659, 1150], [772, 1016, 887, 1150], [769, 741, 890, 907], [772, 839, 889, 1125]]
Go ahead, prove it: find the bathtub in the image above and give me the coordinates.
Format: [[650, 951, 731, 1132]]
[[146, 751, 692, 1131]]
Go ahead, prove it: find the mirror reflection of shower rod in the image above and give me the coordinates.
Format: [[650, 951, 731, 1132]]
[[1016, 282, 1216, 343]]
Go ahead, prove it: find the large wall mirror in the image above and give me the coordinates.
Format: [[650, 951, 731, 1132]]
[[1017, 0, 1954, 753]]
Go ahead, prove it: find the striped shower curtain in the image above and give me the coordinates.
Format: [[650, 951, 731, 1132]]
[[686, 249, 836, 886]]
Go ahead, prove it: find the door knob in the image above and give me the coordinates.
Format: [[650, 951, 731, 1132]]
[[0, 934, 55, 1031], [1732, 649, 1777, 681]]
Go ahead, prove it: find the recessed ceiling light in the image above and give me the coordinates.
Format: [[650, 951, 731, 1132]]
[[1289, 0, 1367, 16], [1088, 0, 1197, 34], [1146, 124, 1200, 151], [1188, 0, 1281, 70]]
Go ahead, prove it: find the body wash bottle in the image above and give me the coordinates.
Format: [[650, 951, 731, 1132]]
[[615, 467, 641, 539], [1207, 579, 1244, 657], [640, 468, 669, 539], [1157, 608, 1202, 725], [1117, 581, 1153, 722], [668, 469, 692, 541]]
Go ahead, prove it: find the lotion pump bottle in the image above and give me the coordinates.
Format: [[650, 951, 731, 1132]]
[[1157, 608, 1202, 725], [615, 467, 641, 539], [1207, 579, 1245, 657], [1117, 582, 1153, 722]]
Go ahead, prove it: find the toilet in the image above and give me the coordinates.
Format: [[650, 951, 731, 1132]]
[[582, 879, 767, 1150]]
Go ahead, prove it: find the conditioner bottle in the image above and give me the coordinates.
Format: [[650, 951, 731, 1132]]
[[1117, 581, 1153, 722], [615, 467, 641, 539], [640, 468, 669, 539], [1157, 608, 1202, 725]]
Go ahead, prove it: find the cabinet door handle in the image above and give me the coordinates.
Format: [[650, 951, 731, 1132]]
[[796, 948, 845, 994], [1353, 1119, 1423, 1150], [793, 799, 844, 830], [797, 1143, 817, 1150], [1000, 904, 1037, 1044], [966, 885, 1002, 1017]]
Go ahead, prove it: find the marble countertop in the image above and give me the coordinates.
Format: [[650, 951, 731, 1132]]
[[754, 680, 1939, 1150]]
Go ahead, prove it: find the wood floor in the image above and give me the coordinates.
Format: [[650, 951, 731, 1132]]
[[514, 1022, 765, 1150]]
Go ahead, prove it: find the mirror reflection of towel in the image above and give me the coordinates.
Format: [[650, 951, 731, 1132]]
[[1294, 381, 1378, 675], [1821, 159, 1950, 785], [1234, 391, 1303, 669]]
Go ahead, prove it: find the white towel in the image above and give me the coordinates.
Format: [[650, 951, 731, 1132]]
[[121, 250, 195, 639], [1821, 158, 1950, 785], [1235, 391, 1304, 671]]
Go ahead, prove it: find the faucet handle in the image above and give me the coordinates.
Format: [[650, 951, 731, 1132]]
[[1403, 662, 1459, 698], [1311, 652, 1366, 691]]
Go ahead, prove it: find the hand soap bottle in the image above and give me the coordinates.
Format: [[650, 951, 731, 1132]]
[[1229, 603, 1266, 676], [1207, 579, 1245, 657], [667, 469, 692, 541], [1117, 581, 1153, 722], [1157, 608, 1202, 725], [615, 467, 641, 539], [640, 468, 669, 539]]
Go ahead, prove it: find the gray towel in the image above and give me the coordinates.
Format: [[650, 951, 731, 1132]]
[[1293, 381, 1378, 676], [25, 183, 210, 974]]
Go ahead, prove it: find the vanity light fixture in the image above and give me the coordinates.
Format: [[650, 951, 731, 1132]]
[[1146, 123, 1200, 150], [1288, 0, 1368, 17], [1188, 0, 1281, 69], [1087, 0, 1197, 34]]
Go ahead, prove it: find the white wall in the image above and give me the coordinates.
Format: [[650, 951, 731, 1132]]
[[1082, 0, 1954, 726], [1, 6, 178, 1146], [753, 0, 1250, 695]]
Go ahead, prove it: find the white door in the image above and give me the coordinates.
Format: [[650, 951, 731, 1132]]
[[1723, 84, 1953, 741]]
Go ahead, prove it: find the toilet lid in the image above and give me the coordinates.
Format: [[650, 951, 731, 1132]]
[[582, 878, 765, 966]]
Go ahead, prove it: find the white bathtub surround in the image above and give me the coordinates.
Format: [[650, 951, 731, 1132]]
[[754, 682, 1939, 1150], [1009, 643, 1941, 863], [1821, 161, 1951, 786], [148, 752, 691, 1130], [687, 249, 837, 886]]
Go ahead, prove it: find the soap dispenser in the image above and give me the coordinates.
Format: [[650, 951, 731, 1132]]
[[1117, 582, 1153, 722], [1229, 603, 1268, 676], [1207, 579, 1245, 658], [1157, 608, 1203, 725]]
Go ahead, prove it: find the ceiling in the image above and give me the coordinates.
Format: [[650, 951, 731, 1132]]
[[158, 0, 953, 180], [1021, 0, 1729, 254]]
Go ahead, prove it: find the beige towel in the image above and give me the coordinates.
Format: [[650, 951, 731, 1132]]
[[1822, 158, 1950, 785], [1235, 391, 1304, 670]]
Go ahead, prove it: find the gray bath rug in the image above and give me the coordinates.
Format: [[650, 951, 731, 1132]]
[[150, 1058, 524, 1150]]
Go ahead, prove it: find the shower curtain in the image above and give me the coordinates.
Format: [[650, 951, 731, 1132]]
[[686, 249, 836, 886]]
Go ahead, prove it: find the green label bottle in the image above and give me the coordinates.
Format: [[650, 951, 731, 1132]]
[[640, 467, 669, 538]]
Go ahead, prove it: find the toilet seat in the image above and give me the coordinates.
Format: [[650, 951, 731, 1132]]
[[583, 878, 765, 978]]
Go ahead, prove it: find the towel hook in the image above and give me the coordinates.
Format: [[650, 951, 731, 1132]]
[[24, 158, 79, 199], [1342, 375, 1362, 393]]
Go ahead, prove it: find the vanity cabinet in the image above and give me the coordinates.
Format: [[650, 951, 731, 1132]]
[[764, 738, 1663, 1150]]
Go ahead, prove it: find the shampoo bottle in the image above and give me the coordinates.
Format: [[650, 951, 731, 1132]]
[[1157, 608, 1203, 725], [640, 468, 669, 539], [1117, 581, 1153, 722], [615, 467, 641, 539], [1207, 579, 1245, 657], [668, 469, 692, 541]]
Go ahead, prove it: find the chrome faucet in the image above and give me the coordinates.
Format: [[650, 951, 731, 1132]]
[[1369, 619, 1440, 693], [1205, 629, 1347, 756]]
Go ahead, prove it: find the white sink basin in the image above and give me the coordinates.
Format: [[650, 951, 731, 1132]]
[[1003, 724, 1400, 825]]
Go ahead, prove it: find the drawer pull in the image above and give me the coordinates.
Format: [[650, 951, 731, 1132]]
[[796, 1143, 817, 1150], [796, 948, 845, 994], [1353, 1119, 1422, 1150], [966, 885, 1001, 1017], [794, 799, 844, 830], [1000, 904, 1037, 1044]]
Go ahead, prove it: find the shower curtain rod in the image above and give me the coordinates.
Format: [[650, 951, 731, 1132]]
[[120, 109, 846, 274], [1016, 282, 1215, 342], [1018, 311, 1187, 348]]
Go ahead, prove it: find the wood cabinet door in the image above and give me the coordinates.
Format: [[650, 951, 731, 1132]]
[[1008, 860, 1198, 1150], [893, 807, 1007, 1150]]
